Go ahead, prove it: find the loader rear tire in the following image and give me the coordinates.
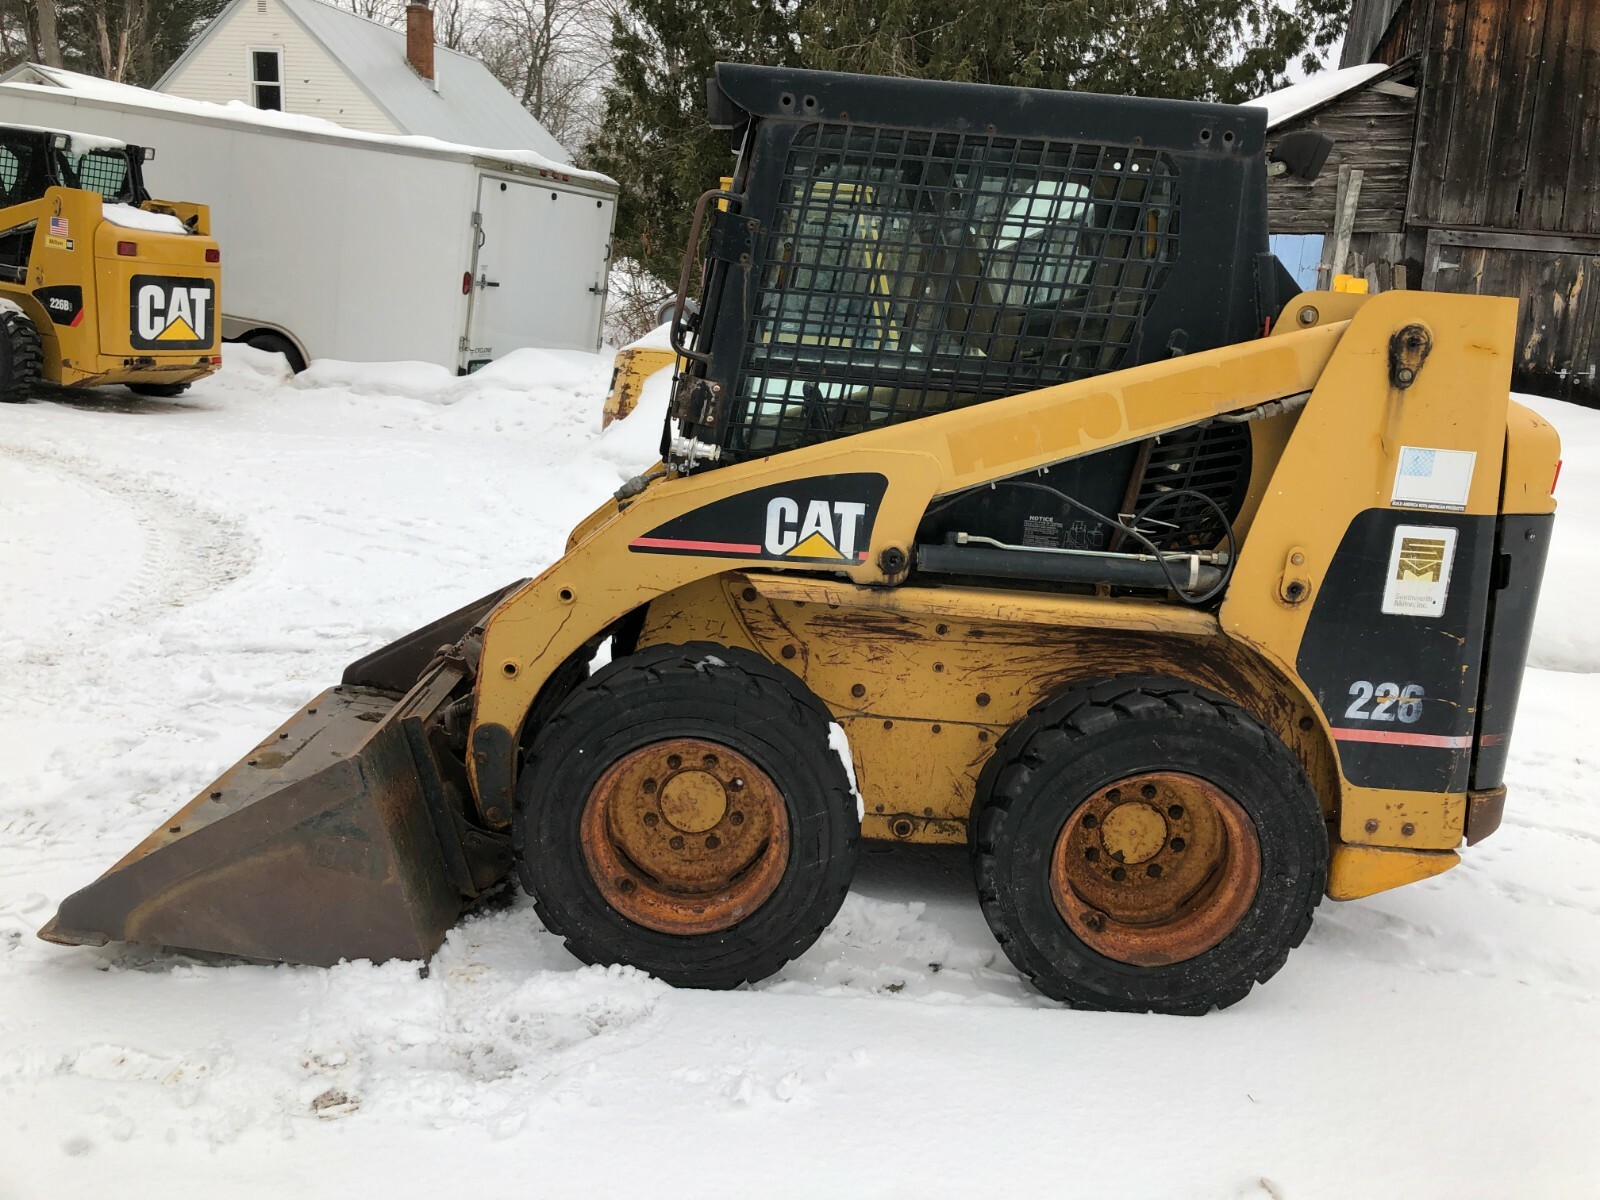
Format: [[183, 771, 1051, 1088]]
[[972, 676, 1325, 1014], [515, 642, 859, 989], [0, 309, 43, 403]]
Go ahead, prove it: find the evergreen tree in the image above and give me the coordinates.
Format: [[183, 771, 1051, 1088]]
[[588, 0, 1346, 291]]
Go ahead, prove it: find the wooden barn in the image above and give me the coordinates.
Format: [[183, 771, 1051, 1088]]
[[1261, 0, 1600, 405]]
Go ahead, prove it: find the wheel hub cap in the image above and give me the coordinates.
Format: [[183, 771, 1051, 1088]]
[[659, 770, 728, 833], [1050, 771, 1261, 967], [580, 737, 789, 935]]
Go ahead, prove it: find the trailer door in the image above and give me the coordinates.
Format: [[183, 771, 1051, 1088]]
[[465, 174, 613, 367]]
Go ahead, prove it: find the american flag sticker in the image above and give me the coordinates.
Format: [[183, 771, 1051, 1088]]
[[49, 216, 69, 237], [1391, 445, 1475, 512]]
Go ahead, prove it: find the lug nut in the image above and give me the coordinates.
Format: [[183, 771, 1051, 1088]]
[[1111, 866, 1127, 882], [618, 878, 636, 893], [669, 835, 684, 850], [1171, 837, 1186, 851], [702, 754, 718, 767], [1082, 813, 1098, 829], [1168, 804, 1184, 819], [1141, 784, 1157, 800], [643, 779, 657, 794], [730, 811, 744, 825], [705, 835, 721, 849], [1085, 847, 1100, 862], [643, 812, 659, 826], [1146, 863, 1162, 878], [667, 755, 681, 769], [1106, 788, 1121, 802]]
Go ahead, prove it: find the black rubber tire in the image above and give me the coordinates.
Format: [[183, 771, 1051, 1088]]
[[129, 382, 189, 398], [243, 331, 307, 373], [514, 641, 859, 989], [972, 676, 1326, 1014], [0, 309, 43, 403]]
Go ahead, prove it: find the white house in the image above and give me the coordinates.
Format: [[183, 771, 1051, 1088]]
[[155, 0, 568, 161]]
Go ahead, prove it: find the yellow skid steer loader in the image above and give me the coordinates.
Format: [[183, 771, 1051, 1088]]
[[41, 66, 1559, 1014], [0, 125, 221, 401]]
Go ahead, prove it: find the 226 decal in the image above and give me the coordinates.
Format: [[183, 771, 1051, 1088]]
[[631, 474, 887, 564]]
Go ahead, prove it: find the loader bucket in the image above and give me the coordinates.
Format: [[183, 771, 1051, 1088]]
[[39, 585, 522, 966]]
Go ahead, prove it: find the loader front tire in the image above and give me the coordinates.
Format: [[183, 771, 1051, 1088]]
[[972, 676, 1325, 1014], [515, 642, 859, 989], [0, 309, 43, 403]]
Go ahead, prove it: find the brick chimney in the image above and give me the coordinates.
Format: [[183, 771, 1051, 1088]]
[[405, 3, 435, 82]]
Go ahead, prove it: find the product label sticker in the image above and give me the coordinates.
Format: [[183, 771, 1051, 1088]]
[[1391, 446, 1475, 512], [1381, 524, 1457, 617]]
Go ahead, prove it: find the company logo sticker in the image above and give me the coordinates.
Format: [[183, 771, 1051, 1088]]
[[630, 474, 888, 564], [129, 275, 215, 350], [1381, 524, 1457, 618], [1391, 445, 1475, 512]]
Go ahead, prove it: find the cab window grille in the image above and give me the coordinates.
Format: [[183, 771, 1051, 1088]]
[[726, 123, 1179, 454], [63, 149, 133, 203]]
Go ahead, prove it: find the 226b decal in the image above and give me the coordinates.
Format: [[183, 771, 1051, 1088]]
[[631, 474, 887, 564], [129, 275, 215, 350]]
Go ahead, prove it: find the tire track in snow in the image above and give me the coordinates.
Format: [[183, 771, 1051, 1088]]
[[0, 442, 259, 650]]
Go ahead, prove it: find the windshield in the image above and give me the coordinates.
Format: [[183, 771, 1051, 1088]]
[[732, 125, 1179, 453]]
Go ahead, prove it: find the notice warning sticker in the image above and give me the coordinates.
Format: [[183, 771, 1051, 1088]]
[[1381, 524, 1457, 618], [1391, 446, 1476, 512]]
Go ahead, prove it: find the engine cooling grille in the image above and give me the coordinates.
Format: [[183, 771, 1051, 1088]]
[[1124, 422, 1252, 551]]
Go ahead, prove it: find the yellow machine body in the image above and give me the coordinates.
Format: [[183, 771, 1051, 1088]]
[[467, 291, 1552, 893], [601, 337, 677, 427], [1, 184, 221, 390]]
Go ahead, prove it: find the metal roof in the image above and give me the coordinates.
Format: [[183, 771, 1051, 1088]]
[[156, 0, 570, 163]]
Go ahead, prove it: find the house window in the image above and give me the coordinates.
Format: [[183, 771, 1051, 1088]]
[[251, 49, 283, 110]]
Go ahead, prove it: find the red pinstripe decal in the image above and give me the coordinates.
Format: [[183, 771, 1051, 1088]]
[[1331, 727, 1473, 749], [630, 536, 762, 554]]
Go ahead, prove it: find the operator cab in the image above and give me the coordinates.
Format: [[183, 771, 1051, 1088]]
[[0, 126, 155, 281]]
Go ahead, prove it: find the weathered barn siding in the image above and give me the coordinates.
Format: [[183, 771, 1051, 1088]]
[[1424, 232, 1599, 403], [1342, 0, 1411, 66], [1325, 0, 1600, 405], [1410, 0, 1600, 236], [1266, 79, 1417, 235]]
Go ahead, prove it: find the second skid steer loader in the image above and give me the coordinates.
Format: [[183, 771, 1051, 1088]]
[[0, 123, 221, 402], [41, 65, 1559, 1014]]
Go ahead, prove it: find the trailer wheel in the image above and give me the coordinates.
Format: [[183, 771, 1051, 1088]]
[[515, 642, 859, 989], [238, 331, 307, 373], [129, 382, 189, 398], [0, 309, 43, 403], [972, 676, 1325, 1014]]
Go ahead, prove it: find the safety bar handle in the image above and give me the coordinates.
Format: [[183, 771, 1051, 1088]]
[[670, 187, 742, 365]]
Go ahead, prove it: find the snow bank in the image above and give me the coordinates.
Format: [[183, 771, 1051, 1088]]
[[0, 362, 1597, 1196], [1520, 394, 1598, 672]]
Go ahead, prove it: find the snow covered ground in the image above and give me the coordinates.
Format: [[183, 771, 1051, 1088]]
[[1, 352, 1596, 1197]]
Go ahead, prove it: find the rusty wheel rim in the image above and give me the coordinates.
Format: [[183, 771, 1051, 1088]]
[[579, 737, 790, 935], [1050, 771, 1261, 967]]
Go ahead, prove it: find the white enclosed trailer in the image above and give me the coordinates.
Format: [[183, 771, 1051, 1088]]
[[0, 65, 617, 371]]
